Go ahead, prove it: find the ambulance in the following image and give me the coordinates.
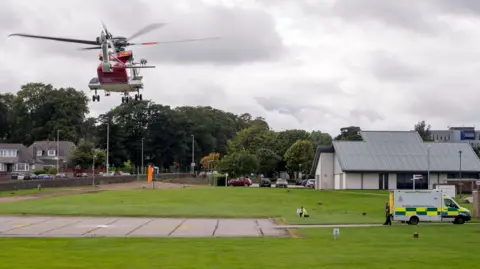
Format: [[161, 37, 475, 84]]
[[389, 189, 471, 225]]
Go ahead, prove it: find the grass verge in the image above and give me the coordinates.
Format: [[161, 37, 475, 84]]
[[0, 225, 478, 268]]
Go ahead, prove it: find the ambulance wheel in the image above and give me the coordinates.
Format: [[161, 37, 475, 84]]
[[408, 216, 419, 225], [454, 217, 465, 225]]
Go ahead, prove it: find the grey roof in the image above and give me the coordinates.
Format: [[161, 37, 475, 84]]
[[311, 131, 480, 173], [0, 143, 34, 164], [28, 141, 75, 157]]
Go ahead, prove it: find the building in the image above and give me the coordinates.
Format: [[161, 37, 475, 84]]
[[0, 141, 75, 173], [29, 141, 75, 170], [310, 131, 480, 190], [430, 126, 480, 148], [0, 144, 34, 172]]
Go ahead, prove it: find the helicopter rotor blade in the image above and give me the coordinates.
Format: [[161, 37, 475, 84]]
[[126, 23, 167, 41], [101, 20, 111, 38], [8, 33, 98, 45], [128, 37, 220, 46], [78, 46, 102, 50]]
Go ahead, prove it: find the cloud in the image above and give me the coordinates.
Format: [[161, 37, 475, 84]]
[[3, 0, 480, 138]]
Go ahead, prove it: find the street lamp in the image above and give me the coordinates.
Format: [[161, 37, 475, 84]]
[[191, 135, 195, 174], [299, 164, 302, 180], [141, 138, 144, 174], [56, 129, 60, 173], [92, 151, 96, 187], [427, 145, 431, 187], [106, 122, 109, 174], [459, 150, 462, 179]]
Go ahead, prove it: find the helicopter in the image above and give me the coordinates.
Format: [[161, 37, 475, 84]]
[[8, 22, 219, 103]]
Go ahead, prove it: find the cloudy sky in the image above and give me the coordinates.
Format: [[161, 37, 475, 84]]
[[1, 0, 480, 137]]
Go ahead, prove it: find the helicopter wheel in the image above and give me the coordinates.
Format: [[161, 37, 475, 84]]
[[134, 94, 138, 101], [139, 94, 143, 101]]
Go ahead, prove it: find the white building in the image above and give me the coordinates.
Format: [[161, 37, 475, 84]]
[[430, 126, 480, 149], [310, 131, 480, 190]]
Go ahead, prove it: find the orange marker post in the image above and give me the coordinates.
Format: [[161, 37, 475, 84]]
[[147, 165, 153, 182]]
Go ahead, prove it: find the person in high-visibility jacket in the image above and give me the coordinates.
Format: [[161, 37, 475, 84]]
[[297, 206, 310, 218]]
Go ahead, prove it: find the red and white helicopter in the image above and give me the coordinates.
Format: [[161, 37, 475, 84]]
[[9, 22, 218, 103]]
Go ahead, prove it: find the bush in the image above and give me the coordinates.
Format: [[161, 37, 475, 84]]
[[32, 168, 57, 175]]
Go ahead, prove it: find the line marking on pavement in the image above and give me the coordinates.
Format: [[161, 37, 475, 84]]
[[125, 218, 156, 236], [81, 219, 121, 236], [168, 219, 187, 236], [39, 218, 85, 235], [255, 220, 265, 237], [212, 219, 220, 236], [1, 218, 53, 233]]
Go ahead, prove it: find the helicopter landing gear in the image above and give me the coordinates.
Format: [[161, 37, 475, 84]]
[[105, 92, 110, 96], [92, 94, 100, 102], [121, 96, 130, 103], [134, 94, 142, 101]]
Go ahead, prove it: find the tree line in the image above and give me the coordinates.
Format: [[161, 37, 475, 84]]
[[2, 83, 463, 176], [0, 83, 334, 176]]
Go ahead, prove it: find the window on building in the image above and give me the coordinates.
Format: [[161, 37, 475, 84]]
[[15, 163, 29, 171], [0, 163, 3, 171], [0, 150, 17, 157], [37, 150, 43, 157], [396, 173, 428, 189], [47, 150, 56, 156]]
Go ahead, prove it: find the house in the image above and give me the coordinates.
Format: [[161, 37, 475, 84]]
[[310, 131, 480, 190], [0, 141, 75, 173], [28, 141, 75, 170], [0, 143, 34, 172]]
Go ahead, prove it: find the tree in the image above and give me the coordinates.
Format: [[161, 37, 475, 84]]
[[69, 139, 106, 169], [284, 140, 315, 177], [200, 152, 220, 170], [414, 120, 432, 141], [256, 148, 281, 177], [217, 150, 259, 177], [310, 130, 332, 148], [335, 126, 362, 141]]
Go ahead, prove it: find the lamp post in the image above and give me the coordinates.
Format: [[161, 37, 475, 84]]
[[459, 150, 463, 179], [141, 138, 144, 174], [56, 130, 60, 173], [299, 163, 302, 180], [92, 151, 96, 187], [106, 122, 109, 174], [191, 135, 195, 174], [427, 145, 431, 188]]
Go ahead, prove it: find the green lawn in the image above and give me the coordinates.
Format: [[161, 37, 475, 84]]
[[0, 225, 478, 268], [0, 188, 476, 224], [0, 188, 72, 198], [0, 188, 392, 224]]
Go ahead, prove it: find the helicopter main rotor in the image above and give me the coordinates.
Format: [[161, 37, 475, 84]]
[[8, 22, 219, 52]]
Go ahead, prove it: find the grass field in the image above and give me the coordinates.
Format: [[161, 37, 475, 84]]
[[0, 187, 475, 224], [0, 188, 391, 224], [0, 225, 478, 268]]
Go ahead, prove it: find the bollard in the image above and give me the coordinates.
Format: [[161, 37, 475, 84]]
[[413, 232, 419, 239], [37, 184, 42, 191], [333, 228, 340, 240]]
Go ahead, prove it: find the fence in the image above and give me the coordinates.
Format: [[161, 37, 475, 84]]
[[0, 173, 193, 191]]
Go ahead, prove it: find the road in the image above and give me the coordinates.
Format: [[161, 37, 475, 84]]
[[0, 216, 287, 238], [250, 183, 308, 188]]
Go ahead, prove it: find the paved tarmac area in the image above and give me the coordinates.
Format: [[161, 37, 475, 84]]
[[0, 216, 287, 238]]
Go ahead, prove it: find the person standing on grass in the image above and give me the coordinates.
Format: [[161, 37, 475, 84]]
[[383, 202, 392, 225]]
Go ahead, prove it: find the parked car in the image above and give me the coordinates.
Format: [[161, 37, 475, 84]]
[[275, 178, 288, 188], [228, 178, 252, 187], [259, 178, 271, 187], [76, 173, 88, 178], [305, 179, 315, 188], [37, 174, 53, 180]]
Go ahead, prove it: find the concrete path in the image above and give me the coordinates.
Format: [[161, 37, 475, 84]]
[[0, 216, 287, 238]]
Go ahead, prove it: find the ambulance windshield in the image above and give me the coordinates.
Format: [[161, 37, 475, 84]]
[[444, 198, 459, 209]]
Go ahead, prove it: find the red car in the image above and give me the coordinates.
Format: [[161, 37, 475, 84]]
[[228, 178, 252, 187]]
